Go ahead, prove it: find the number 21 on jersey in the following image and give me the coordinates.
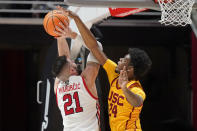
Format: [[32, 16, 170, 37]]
[[63, 91, 83, 115]]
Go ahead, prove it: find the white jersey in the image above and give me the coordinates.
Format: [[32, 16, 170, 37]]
[[56, 75, 100, 131]]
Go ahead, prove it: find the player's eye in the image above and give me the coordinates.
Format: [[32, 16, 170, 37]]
[[123, 59, 127, 63]]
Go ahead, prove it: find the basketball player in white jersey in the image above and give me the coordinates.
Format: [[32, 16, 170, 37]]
[[52, 22, 102, 131]]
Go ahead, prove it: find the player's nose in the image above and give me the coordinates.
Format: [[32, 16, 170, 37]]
[[72, 62, 77, 68]]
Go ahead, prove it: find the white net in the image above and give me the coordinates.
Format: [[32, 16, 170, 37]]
[[158, 0, 195, 26]]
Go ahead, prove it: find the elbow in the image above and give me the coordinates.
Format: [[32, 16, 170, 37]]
[[132, 98, 144, 107], [133, 102, 143, 107]]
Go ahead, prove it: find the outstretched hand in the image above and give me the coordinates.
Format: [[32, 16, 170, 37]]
[[54, 6, 78, 39], [56, 6, 78, 19], [54, 21, 77, 39], [118, 66, 128, 89]]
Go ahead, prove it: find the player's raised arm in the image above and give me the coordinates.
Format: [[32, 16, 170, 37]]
[[54, 22, 77, 58], [56, 37, 70, 58], [57, 6, 107, 66], [53, 36, 70, 94], [53, 22, 77, 94]]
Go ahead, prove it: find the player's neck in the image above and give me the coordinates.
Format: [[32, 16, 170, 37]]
[[58, 75, 69, 82], [128, 76, 136, 81]]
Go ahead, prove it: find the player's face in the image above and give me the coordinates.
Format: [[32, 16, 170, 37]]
[[58, 59, 78, 81], [116, 54, 133, 77], [116, 54, 130, 73], [67, 59, 78, 76]]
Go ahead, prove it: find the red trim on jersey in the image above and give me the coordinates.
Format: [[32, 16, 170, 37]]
[[96, 103, 101, 130], [135, 121, 137, 129], [97, 110, 100, 122], [125, 111, 132, 130], [128, 83, 141, 89], [132, 108, 137, 130], [96, 103, 100, 120], [96, 103, 100, 111], [116, 79, 121, 90], [56, 87, 58, 106], [82, 77, 98, 100], [125, 107, 138, 130]]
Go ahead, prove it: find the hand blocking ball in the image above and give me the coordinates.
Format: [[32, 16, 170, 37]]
[[43, 10, 69, 37]]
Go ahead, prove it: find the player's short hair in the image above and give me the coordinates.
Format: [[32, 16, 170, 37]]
[[52, 55, 68, 77], [128, 48, 152, 80]]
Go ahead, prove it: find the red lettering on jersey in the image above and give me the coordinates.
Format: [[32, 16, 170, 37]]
[[63, 86, 67, 92], [73, 83, 76, 90], [108, 91, 113, 101], [59, 88, 63, 94], [59, 82, 81, 93], [63, 91, 83, 115], [108, 91, 124, 106], [78, 83, 80, 89], [108, 91, 125, 117], [63, 94, 74, 115], [112, 93, 118, 103], [117, 96, 124, 106]]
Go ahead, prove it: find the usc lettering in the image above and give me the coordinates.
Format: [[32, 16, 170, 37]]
[[108, 91, 124, 117]]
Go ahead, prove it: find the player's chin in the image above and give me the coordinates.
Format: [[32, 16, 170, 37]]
[[73, 72, 79, 76], [71, 70, 78, 76]]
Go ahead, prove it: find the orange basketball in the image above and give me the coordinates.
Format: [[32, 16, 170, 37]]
[[43, 10, 69, 37]]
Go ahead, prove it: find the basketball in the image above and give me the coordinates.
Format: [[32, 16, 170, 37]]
[[43, 10, 69, 37]]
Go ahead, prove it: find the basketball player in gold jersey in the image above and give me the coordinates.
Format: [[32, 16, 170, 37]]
[[57, 6, 152, 131]]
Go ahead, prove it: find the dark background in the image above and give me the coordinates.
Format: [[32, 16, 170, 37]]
[[0, 1, 197, 131]]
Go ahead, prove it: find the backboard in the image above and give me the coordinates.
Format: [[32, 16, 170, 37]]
[[65, 0, 197, 27], [66, 0, 197, 10]]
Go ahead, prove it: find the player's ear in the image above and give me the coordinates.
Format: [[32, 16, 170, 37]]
[[127, 66, 135, 79], [127, 66, 134, 73]]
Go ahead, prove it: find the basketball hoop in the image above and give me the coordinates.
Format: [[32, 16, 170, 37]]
[[157, 0, 195, 26]]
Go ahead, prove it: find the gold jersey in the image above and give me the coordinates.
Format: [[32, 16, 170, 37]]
[[103, 59, 146, 131]]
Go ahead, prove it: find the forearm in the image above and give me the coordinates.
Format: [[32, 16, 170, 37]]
[[57, 37, 70, 58], [122, 86, 143, 107]]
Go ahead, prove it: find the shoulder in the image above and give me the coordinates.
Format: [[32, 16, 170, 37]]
[[127, 81, 146, 100], [103, 59, 118, 72], [69, 75, 82, 80], [102, 59, 119, 83], [103, 59, 117, 68], [70, 75, 87, 85], [127, 81, 142, 89]]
